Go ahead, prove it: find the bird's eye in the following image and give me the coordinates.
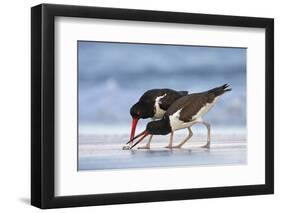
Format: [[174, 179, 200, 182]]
[[137, 111, 141, 115]]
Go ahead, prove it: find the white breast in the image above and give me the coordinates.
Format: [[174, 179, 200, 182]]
[[153, 94, 167, 119]]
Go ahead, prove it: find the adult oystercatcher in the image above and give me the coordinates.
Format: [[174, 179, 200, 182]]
[[128, 88, 188, 149], [127, 84, 231, 149]]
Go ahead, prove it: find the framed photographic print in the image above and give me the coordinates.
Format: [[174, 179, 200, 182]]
[[31, 3, 274, 209]]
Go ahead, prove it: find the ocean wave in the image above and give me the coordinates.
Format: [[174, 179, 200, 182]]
[[78, 41, 246, 127]]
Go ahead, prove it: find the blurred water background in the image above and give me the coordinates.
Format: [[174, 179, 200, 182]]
[[78, 41, 246, 135]]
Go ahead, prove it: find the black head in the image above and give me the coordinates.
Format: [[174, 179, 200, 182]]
[[130, 101, 154, 119], [126, 118, 171, 149], [146, 119, 171, 135]]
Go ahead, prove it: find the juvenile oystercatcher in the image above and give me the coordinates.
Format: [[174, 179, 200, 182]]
[[127, 84, 231, 149], [128, 88, 188, 149]]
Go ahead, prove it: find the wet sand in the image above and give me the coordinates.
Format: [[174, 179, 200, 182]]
[[78, 134, 247, 171]]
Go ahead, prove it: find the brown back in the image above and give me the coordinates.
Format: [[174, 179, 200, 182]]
[[164, 93, 216, 122]]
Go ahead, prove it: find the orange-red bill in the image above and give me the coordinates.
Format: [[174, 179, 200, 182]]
[[130, 131, 150, 149], [130, 118, 139, 141], [127, 130, 145, 144]]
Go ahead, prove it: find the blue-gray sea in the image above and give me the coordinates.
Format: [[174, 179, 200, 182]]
[[78, 42, 246, 131]]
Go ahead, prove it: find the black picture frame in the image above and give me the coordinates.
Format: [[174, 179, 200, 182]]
[[31, 3, 274, 209]]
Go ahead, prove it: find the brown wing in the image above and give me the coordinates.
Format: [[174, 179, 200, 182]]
[[179, 95, 209, 122], [165, 94, 211, 122]]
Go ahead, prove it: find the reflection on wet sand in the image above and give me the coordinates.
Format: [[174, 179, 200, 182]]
[[78, 134, 247, 171]]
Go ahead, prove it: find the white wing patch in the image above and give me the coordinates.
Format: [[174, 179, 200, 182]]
[[192, 97, 219, 120], [153, 94, 167, 119], [169, 108, 190, 131], [169, 97, 219, 131]]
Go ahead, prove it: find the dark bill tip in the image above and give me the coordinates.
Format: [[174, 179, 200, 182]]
[[130, 131, 150, 149]]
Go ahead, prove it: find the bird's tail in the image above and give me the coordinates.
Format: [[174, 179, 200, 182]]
[[207, 84, 232, 97]]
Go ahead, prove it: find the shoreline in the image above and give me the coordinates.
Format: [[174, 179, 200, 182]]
[[78, 134, 247, 171], [78, 125, 247, 135]]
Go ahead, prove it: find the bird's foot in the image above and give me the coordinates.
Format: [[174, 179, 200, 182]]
[[172, 145, 183, 149], [201, 143, 210, 149], [138, 145, 150, 150], [164, 145, 173, 149]]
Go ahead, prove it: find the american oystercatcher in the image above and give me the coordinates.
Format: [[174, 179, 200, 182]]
[[127, 88, 188, 149], [127, 84, 231, 149]]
